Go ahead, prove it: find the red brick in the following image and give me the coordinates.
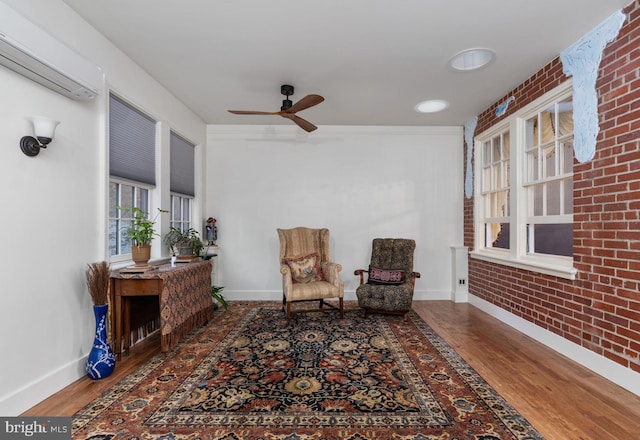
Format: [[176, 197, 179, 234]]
[[468, 0, 640, 373]]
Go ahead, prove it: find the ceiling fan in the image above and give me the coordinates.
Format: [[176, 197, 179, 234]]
[[228, 85, 324, 132]]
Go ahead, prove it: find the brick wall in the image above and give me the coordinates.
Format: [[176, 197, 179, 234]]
[[465, 0, 640, 372]]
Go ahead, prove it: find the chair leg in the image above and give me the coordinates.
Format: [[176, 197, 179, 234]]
[[286, 302, 291, 324], [339, 297, 344, 319]]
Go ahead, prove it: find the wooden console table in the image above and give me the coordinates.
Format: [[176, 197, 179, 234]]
[[109, 260, 214, 356]]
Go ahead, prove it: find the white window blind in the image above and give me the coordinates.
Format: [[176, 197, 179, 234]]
[[109, 94, 156, 185], [170, 131, 195, 196]]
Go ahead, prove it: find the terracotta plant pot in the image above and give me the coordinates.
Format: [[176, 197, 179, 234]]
[[131, 244, 151, 267]]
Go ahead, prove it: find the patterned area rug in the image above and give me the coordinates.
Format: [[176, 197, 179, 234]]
[[73, 302, 543, 439]]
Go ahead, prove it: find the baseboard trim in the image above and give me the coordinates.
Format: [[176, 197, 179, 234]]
[[468, 294, 640, 397], [1, 356, 87, 416]]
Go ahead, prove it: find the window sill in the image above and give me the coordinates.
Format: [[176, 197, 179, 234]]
[[469, 250, 578, 280]]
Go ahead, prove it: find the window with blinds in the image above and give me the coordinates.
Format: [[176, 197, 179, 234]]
[[108, 94, 157, 258], [170, 131, 195, 196], [109, 94, 156, 185], [169, 131, 195, 232]]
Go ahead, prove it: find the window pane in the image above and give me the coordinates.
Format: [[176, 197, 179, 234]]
[[501, 190, 509, 216], [501, 161, 510, 188], [121, 185, 133, 211], [547, 181, 561, 215], [503, 132, 510, 157], [490, 190, 509, 217], [562, 140, 573, 174], [540, 111, 555, 144], [109, 182, 118, 217], [482, 167, 491, 192], [564, 180, 573, 214], [139, 188, 149, 212], [183, 199, 190, 222], [492, 140, 500, 164], [172, 196, 182, 222], [526, 149, 538, 182], [494, 163, 502, 188], [486, 223, 509, 249], [557, 100, 573, 137], [120, 219, 131, 254], [529, 224, 572, 257], [483, 142, 491, 165], [543, 145, 556, 178], [533, 184, 543, 216], [525, 116, 537, 147], [109, 219, 118, 256]]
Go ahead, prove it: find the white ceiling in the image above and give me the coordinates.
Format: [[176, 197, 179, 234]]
[[62, 0, 630, 128]]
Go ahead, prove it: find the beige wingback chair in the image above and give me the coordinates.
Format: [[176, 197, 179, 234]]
[[278, 227, 344, 323]]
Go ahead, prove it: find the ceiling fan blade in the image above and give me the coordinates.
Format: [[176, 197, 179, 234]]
[[228, 110, 278, 115], [283, 94, 324, 114], [281, 113, 318, 132]]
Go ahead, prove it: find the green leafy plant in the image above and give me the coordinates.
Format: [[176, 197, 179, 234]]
[[163, 227, 204, 256], [118, 207, 167, 246], [211, 286, 228, 309]]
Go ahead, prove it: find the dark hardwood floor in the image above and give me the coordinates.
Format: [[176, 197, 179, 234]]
[[23, 301, 640, 439]]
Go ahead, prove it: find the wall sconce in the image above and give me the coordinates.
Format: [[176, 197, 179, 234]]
[[20, 116, 60, 157]]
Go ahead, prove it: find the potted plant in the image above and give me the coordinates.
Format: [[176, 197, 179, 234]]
[[211, 285, 228, 309], [163, 227, 204, 258], [119, 207, 167, 267]]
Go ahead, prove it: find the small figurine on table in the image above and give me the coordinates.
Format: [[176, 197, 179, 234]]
[[205, 217, 217, 245]]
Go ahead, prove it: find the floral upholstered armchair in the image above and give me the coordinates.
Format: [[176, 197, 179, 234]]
[[354, 238, 420, 320], [278, 227, 344, 323]]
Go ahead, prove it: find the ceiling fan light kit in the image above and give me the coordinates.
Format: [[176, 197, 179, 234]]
[[228, 84, 324, 132]]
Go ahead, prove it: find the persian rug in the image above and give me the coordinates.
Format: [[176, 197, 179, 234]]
[[73, 302, 543, 439]]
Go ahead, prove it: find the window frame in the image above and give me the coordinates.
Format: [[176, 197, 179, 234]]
[[108, 178, 154, 261], [107, 92, 159, 261], [471, 81, 578, 280], [481, 128, 511, 252], [169, 193, 193, 232]]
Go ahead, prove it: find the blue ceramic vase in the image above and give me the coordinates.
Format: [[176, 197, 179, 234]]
[[86, 304, 116, 380]]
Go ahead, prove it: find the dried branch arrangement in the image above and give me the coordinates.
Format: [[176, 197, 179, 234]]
[[86, 261, 111, 306]]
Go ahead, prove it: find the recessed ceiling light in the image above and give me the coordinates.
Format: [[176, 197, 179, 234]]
[[415, 99, 449, 113], [448, 48, 495, 72]]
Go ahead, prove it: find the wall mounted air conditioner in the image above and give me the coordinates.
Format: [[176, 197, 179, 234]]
[[0, 1, 103, 100]]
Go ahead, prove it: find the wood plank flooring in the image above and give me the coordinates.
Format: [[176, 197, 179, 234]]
[[23, 301, 640, 439]]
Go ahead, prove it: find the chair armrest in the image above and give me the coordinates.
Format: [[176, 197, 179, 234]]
[[321, 261, 343, 288], [354, 268, 368, 285], [280, 264, 293, 293], [410, 271, 421, 289]]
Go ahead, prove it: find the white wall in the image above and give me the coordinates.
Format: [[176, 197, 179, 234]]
[[206, 125, 464, 300], [0, 0, 205, 415], [0, 0, 463, 416]]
